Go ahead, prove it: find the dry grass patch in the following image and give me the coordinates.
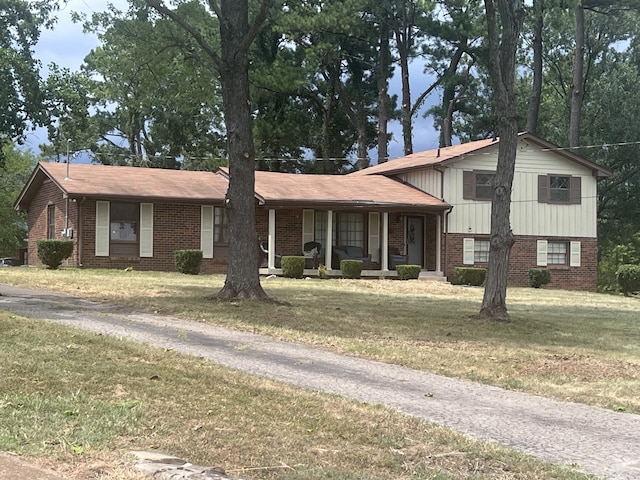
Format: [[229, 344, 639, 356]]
[[0, 311, 596, 480], [2, 268, 640, 413]]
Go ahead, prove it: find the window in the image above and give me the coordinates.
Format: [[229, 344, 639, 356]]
[[214, 207, 229, 244], [474, 239, 490, 263], [538, 175, 581, 204], [314, 211, 365, 248], [463, 170, 495, 200], [110, 202, 138, 256], [47, 205, 56, 239], [548, 241, 567, 265]]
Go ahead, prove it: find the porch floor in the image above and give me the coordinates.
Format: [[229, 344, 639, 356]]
[[259, 268, 448, 281]]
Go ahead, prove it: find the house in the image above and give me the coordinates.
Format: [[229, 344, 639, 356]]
[[352, 132, 611, 290], [14, 132, 610, 290]]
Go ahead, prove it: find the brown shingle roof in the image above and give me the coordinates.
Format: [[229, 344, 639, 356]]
[[16, 162, 228, 209], [353, 132, 611, 178], [247, 170, 449, 210]]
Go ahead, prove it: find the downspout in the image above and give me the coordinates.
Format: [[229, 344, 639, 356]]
[[78, 197, 85, 267]]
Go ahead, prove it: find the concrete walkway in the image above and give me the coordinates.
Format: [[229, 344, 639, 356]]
[[1, 283, 639, 480]]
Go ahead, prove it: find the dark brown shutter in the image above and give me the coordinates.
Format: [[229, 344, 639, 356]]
[[538, 175, 548, 203], [570, 176, 582, 204], [463, 171, 474, 199]]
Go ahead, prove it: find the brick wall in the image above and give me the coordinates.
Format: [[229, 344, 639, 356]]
[[26, 180, 80, 267], [445, 233, 598, 291]]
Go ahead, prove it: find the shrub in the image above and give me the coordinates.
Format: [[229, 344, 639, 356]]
[[317, 264, 327, 279], [341, 259, 363, 279], [528, 268, 551, 288], [281, 256, 305, 278], [396, 264, 421, 280], [37, 240, 74, 270], [454, 267, 487, 286], [174, 249, 203, 275], [615, 264, 640, 296]]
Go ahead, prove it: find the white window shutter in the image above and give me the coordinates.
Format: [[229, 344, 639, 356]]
[[537, 240, 548, 266], [139, 203, 153, 257], [201, 206, 214, 259], [302, 209, 315, 246], [570, 241, 581, 267], [463, 238, 474, 265], [95, 201, 110, 257], [368, 212, 380, 263]]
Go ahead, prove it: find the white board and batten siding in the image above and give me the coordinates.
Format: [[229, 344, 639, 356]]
[[442, 140, 598, 238]]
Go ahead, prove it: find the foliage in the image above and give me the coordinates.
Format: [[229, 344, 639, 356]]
[[598, 234, 640, 291], [174, 249, 203, 275], [396, 264, 421, 280], [36, 240, 73, 269], [341, 259, 363, 279], [616, 264, 640, 296], [281, 256, 305, 278], [0, 0, 57, 151], [455, 267, 487, 287], [528, 268, 551, 288], [0, 145, 36, 255], [318, 263, 328, 279]]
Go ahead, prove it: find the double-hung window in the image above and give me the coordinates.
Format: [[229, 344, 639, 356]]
[[463, 170, 495, 201], [47, 205, 56, 239], [538, 175, 581, 204]]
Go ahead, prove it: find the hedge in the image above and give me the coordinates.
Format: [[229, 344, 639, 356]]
[[528, 268, 551, 288], [341, 259, 363, 279], [454, 267, 487, 286], [281, 256, 305, 278], [616, 264, 640, 296], [396, 264, 421, 280], [174, 249, 203, 275], [37, 240, 74, 270]]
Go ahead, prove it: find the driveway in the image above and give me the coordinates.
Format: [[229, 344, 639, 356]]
[[1, 284, 639, 480]]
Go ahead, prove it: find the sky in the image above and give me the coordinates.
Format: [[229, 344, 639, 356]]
[[28, 0, 442, 162]]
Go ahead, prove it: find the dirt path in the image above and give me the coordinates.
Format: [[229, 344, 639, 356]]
[[1, 284, 639, 480]]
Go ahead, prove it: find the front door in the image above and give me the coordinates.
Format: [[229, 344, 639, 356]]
[[406, 216, 424, 266]]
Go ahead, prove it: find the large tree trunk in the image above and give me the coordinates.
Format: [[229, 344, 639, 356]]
[[526, 0, 544, 134], [216, 0, 268, 300], [479, 0, 524, 321], [569, 2, 585, 148]]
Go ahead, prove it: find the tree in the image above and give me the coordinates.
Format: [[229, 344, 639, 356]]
[[145, 0, 272, 300], [479, 0, 525, 321], [0, 0, 57, 161], [0, 145, 36, 256]]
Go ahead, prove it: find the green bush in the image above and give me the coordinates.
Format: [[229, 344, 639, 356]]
[[396, 264, 421, 280], [317, 264, 327, 279], [37, 240, 74, 270], [281, 256, 305, 278], [528, 268, 551, 288], [174, 249, 203, 275], [615, 264, 640, 296], [454, 267, 487, 286], [341, 259, 363, 279]]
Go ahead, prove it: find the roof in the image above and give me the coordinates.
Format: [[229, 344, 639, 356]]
[[353, 132, 612, 178], [225, 169, 449, 211], [15, 162, 229, 210]]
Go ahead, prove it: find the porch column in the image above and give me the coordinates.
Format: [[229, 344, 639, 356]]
[[436, 213, 442, 273], [381, 212, 389, 271], [325, 210, 334, 270], [268, 209, 276, 269]]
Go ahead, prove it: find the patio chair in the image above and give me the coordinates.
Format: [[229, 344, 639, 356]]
[[388, 246, 408, 270], [260, 241, 282, 268], [303, 241, 321, 268]]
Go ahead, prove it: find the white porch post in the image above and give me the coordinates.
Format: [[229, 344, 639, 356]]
[[381, 212, 389, 271], [436, 213, 442, 273], [325, 210, 334, 270], [268, 209, 276, 269]]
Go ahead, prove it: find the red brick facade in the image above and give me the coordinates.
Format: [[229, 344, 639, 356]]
[[444, 233, 598, 291]]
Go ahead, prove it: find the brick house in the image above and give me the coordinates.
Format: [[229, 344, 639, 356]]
[[15, 132, 610, 290], [352, 132, 611, 290]]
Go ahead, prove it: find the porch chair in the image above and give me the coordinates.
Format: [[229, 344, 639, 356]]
[[303, 241, 321, 268], [260, 241, 282, 268]]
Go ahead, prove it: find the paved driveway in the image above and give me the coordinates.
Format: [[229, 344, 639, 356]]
[[1, 284, 639, 480]]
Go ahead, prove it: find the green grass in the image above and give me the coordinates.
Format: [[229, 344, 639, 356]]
[[0, 310, 598, 480], [3, 268, 639, 413]]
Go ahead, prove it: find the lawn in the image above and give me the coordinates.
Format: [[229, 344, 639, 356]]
[[0, 268, 638, 478]]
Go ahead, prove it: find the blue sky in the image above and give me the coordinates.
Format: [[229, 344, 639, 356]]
[[29, 0, 441, 162]]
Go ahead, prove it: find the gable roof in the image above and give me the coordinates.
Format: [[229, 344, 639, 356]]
[[219, 169, 450, 211], [352, 132, 611, 178], [15, 162, 229, 211]]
